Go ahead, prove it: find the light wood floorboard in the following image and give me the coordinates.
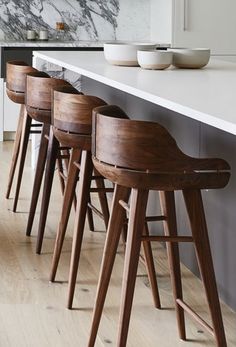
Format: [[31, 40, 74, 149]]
[[0, 141, 235, 347]]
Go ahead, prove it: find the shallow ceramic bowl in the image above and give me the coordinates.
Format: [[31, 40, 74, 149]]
[[137, 50, 173, 70], [104, 42, 157, 66], [168, 48, 210, 68]]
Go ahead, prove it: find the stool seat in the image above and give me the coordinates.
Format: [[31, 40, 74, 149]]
[[26, 105, 51, 125], [6, 90, 25, 104], [6, 60, 37, 104], [26, 71, 70, 124], [53, 127, 91, 150], [93, 157, 230, 190]]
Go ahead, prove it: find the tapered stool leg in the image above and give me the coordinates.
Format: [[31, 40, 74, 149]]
[[6, 105, 24, 199], [67, 150, 93, 309], [56, 149, 67, 195], [94, 168, 110, 228], [142, 223, 161, 309], [159, 190, 186, 340], [87, 194, 95, 231], [88, 184, 130, 347], [62, 148, 78, 212], [117, 189, 148, 347], [50, 148, 81, 282], [26, 123, 50, 236], [12, 110, 32, 212], [36, 129, 60, 254], [183, 189, 227, 347]]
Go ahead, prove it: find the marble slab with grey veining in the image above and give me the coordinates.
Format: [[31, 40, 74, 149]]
[[0, 0, 120, 41], [0, 1, 150, 42], [0, 39, 105, 47]]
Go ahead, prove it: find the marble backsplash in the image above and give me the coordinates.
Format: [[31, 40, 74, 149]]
[[0, 0, 150, 41]]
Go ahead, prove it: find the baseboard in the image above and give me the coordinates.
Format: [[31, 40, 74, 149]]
[[3, 131, 16, 141]]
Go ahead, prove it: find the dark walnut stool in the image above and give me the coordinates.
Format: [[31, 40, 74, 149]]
[[49, 87, 160, 310], [25, 71, 72, 253], [88, 106, 230, 347], [5, 61, 41, 212]]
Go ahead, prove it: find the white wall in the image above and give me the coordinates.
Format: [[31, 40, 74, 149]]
[[150, 0, 172, 43], [116, 0, 150, 41]]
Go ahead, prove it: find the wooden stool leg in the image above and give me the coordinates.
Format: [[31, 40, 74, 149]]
[[183, 189, 227, 347], [35, 129, 59, 254], [56, 149, 67, 195], [12, 111, 32, 212], [50, 148, 81, 282], [142, 223, 161, 309], [56, 158, 65, 194], [59, 148, 78, 211], [60, 148, 78, 211], [87, 194, 95, 231], [25, 123, 50, 236], [117, 189, 148, 347], [159, 190, 186, 340], [88, 184, 130, 347], [67, 150, 93, 309], [6, 105, 24, 199], [94, 168, 110, 228]]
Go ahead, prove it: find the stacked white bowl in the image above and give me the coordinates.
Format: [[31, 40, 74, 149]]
[[103, 42, 211, 70], [137, 50, 173, 70], [168, 48, 210, 68], [104, 42, 157, 66]]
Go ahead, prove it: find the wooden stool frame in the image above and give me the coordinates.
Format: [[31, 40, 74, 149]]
[[88, 107, 230, 347]]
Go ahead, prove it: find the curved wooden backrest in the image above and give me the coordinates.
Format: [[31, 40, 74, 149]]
[[26, 72, 70, 111], [6, 61, 37, 104], [92, 105, 129, 155], [92, 107, 230, 173], [93, 105, 129, 120], [53, 85, 107, 134], [6, 61, 37, 93]]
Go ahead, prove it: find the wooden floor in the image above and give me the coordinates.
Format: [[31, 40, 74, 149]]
[[0, 141, 235, 347]]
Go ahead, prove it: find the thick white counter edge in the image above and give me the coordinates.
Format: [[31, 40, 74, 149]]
[[33, 51, 236, 136]]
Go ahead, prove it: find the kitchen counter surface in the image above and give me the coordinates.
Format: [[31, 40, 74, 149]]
[[0, 40, 104, 47], [33, 50, 236, 135]]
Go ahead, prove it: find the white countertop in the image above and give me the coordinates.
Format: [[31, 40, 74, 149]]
[[0, 40, 104, 48], [33, 50, 236, 135]]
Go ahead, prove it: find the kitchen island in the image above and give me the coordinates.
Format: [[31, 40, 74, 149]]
[[33, 50, 236, 312], [34, 50, 236, 134]]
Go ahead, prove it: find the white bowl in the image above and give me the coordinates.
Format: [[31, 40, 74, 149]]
[[104, 42, 157, 66], [137, 50, 173, 70], [168, 48, 210, 68]]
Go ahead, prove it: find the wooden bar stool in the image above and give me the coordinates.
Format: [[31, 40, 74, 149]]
[[5, 61, 41, 211], [49, 88, 160, 311], [88, 106, 230, 347], [25, 72, 71, 252]]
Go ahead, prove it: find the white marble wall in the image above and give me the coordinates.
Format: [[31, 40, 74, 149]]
[[117, 0, 150, 41], [0, 0, 150, 41]]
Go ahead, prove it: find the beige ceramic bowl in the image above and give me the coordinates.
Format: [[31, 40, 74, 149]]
[[168, 48, 210, 68], [137, 50, 173, 70], [104, 42, 157, 66]]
